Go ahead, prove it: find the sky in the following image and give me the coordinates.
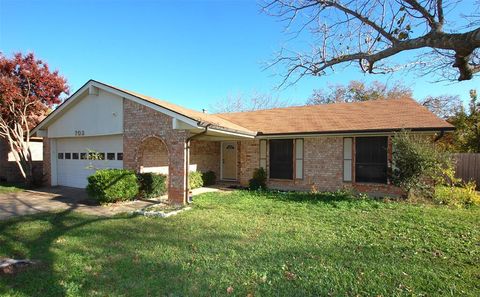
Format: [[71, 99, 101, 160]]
[[0, 0, 479, 112]]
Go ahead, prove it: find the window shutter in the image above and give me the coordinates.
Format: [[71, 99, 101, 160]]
[[295, 139, 304, 179], [259, 140, 267, 169], [343, 138, 352, 182]]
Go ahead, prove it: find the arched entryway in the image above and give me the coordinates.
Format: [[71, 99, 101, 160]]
[[137, 136, 169, 175]]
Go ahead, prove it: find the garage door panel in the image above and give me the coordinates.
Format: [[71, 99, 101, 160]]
[[55, 136, 123, 188]]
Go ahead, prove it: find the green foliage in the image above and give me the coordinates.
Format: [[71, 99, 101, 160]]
[[440, 89, 480, 153], [249, 167, 267, 190], [1, 191, 479, 296], [86, 169, 139, 203], [188, 171, 204, 189], [201, 170, 216, 186], [0, 182, 24, 193], [392, 131, 452, 197], [137, 173, 167, 199], [434, 182, 480, 207]]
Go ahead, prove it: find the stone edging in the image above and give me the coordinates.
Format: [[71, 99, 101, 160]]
[[131, 206, 192, 218]]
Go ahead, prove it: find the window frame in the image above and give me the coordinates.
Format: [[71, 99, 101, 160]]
[[268, 139, 294, 180], [354, 136, 388, 184]]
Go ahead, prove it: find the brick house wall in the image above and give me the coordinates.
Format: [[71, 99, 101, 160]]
[[237, 136, 402, 196], [190, 140, 220, 178], [0, 138, 44, 184], [137, 136, 169, 170], [123, 99, 189, 204]]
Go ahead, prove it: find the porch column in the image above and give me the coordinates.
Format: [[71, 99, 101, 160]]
[[168, 140, 188, 204]]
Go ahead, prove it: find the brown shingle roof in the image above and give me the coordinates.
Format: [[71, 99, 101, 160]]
[[216, 98, 453, 135], [95, 81, 256, 135]]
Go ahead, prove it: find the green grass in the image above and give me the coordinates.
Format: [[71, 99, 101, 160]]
[[0, 182, 25, 194], [0, 190, 479, 296]]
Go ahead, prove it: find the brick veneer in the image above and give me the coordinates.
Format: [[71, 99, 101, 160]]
[[123, 99, 189, 204], [238, 136, 402, 196], [190, 140, 220, 178], [0, 138, 43, 183], [138, 136, 169, 170], [43, 137, 51, 185]]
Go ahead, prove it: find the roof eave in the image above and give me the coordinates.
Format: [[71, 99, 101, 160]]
[[256, 127, 454, 138]]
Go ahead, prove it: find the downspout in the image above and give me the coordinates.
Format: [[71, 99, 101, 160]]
[[434, 130, 445, 142], [184, 123, 212, 204]]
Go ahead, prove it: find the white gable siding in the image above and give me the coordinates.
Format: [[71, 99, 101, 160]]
[[48, 89, 123, 138]]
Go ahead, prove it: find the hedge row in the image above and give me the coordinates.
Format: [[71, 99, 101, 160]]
[[87, 169, 216, 203]]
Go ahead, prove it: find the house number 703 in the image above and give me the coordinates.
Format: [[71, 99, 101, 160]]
[[74, 130, 85, 136]]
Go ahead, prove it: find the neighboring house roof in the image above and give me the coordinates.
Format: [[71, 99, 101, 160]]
[[217, 98, 454, 135]]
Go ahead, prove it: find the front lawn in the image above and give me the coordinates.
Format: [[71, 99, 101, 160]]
[[0, 182, 25, 194], [0, 191, 479, 296]]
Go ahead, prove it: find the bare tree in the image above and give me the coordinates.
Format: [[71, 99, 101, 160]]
[[419, 94, 463, 118], [264, 0, 480, 84], [307, 80, 412, 104], [211, 92, 293, 113]]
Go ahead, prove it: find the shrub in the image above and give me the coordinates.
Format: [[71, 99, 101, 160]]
[[249, 167, 267, 190], [189, 171, 204, 189], [202, 170, 216, 186], [434, 182, 480, 207], [137, 173, 167, 199], [86, 169, 139, 203], [392, 131, 452, 198]]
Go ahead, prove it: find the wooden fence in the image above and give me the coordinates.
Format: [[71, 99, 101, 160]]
[[454, 153, 480, 189]]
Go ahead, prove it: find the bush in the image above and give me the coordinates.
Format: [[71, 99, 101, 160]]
[[434, 182, 480, 207], [189, 171, 204, 189], [137, 173, 167, 198], [202, 170, 216, 186], [392, 131, 452, 198], [86, 169, 139, 203], [249, 167, 267, 190]]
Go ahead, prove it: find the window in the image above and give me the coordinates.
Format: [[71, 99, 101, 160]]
[[355, 137, 388, 183], [98, 153, 105, 160], [343, 138, 353, 182], [269, 139, 293, 179], [107, 153, 115, 160], [72, 153, 79, 160], [65, 153, 71, 160], [295, 139, 303, 179], [80, 153, 87, 160], [117, 153, 123, 160], [259, 140, 267, 169], [58, 153, 64, 159], [88, 152, 96, 160]]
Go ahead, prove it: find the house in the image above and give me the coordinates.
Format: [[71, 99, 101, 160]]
[[0, 137, 43, 183], [31, 80, 453, 204]]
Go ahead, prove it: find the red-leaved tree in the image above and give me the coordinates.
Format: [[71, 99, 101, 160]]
[[0, 53, 69, 185]]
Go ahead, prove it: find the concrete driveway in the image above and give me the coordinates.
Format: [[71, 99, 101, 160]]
[[0, 186, 222, 220], [0, 187, 159, 220]]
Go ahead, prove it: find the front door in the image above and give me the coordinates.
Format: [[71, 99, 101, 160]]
[[221, 142, 237, 180]]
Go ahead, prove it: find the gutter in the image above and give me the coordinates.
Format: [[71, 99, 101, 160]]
[[184, 123, 212, 204]]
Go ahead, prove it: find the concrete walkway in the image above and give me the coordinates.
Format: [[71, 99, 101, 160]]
[[0, 186, 222, 220]]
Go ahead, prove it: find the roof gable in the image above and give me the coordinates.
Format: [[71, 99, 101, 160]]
[[32, 80, 256, 137]]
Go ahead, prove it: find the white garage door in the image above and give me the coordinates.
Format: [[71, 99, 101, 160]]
[[55, 135, 123, 188]]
